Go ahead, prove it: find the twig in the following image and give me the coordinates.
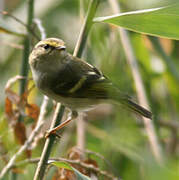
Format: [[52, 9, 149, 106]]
[[0, 26, 25, 37], [19, 0, 34, 98], [76, 2, 86, 157], [108, 0, 163, 164], [33, 18, 46, 40], [76, 113, 86, 158], [17, 157, 118, 180], [33, 104, 65, 180], [0, 96, 49, 178], [1, 11, 40, 40], [5, 75, 26, 90], [1, 11, 29, 30], [33, 0, 100, 179]]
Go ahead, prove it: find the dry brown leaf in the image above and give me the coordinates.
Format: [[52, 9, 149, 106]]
[[12, 167, 24, 174], [52, 168, 75, 180], [83, 159, 98, 168], [25, 149, 32, 159], [26, 104, 40, 121], [14, 121, 27, 145], [5, 97, 13, 120]]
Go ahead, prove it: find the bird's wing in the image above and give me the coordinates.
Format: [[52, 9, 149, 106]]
[[50, 55, 116, 99], [50, 55, 152, 118]]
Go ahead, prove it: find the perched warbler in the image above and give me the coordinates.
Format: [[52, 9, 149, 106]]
[[29, 38, 152, 135]]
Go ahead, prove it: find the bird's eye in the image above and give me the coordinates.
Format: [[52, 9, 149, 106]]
[[44, 44, 50, 50]]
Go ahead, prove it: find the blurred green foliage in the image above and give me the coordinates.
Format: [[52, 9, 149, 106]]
[[0, 0, 179, 179]]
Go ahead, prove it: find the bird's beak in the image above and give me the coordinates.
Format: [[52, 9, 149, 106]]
[[56, 45, 66, 50]]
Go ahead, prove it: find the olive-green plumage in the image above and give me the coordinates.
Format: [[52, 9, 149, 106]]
[[29, 38, 152, 119]]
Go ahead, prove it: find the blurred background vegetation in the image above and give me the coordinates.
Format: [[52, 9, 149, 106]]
[[0, 0, 179, 179]]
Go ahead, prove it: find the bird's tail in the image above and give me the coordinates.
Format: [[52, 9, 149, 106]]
[[120, 98, 152, 119], [92, 80, 152, 119]]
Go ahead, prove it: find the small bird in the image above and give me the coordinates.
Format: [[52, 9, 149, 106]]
[[29, 38, 152, 135]]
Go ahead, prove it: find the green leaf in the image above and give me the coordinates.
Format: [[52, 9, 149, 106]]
[[51, 161, 73, 170], [94, 4, 179, 40], [51, 161, 92, 180]]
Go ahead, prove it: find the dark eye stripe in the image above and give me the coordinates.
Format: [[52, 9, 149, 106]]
[[44, 44, 50, 49]]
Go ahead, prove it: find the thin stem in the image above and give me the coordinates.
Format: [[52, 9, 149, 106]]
[[73, 0, 100, 57], [108, 0, 163, 164], [17, 0, 34, 126], [33, 0, 100, 179], [33, 18, 46, 40], [0, 25, 25, 37], [19, 0, 34, 96], [1, 11, 40, 40], [76, 113, 86, 153], [75, 0, 100, 158], [33, 104, 65, 180]]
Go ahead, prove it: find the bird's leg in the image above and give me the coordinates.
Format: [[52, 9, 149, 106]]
[[45, 110, 78, 138]]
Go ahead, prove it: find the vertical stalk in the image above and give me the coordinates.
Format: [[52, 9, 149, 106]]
[[33, 0, 100, 179], [19, 0, 34, 95], [76, 113, 86, 153], [18, 0, 34, 124], [73, 0, 100, 57], [108, 0, 163, 164], [34, 104, 65, 180], [75, 0, 99, 158]]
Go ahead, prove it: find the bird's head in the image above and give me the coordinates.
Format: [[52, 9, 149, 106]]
[[29, 38, 67, 68]]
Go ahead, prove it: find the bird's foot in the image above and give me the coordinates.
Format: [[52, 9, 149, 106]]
[[45, 110, 78, 138]]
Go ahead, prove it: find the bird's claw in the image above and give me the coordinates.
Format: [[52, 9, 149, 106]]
[[45, 130, 61, 139]]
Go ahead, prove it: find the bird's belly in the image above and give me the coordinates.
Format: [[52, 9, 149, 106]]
[[40, 88, 102, 111]]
